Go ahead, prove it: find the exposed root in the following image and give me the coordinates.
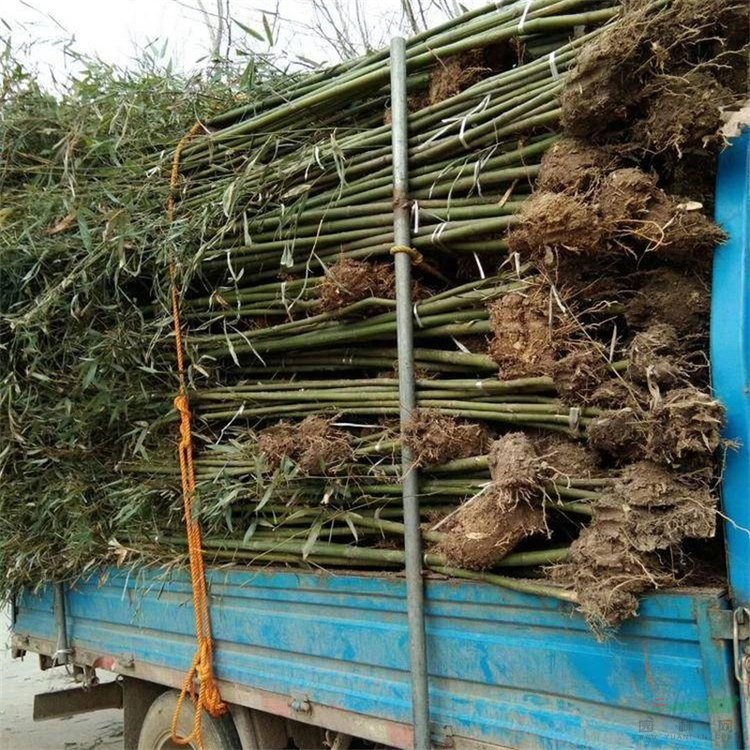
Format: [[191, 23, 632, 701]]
[[404, 409, 492, 467], [627, 323, 686, 389], [649, 387, 725, 467], [551, 343, 610, 405], [550, 461, 716, 630], [317, 259, 396, 312], [258, 416, 353, 476], [634, 71, 735, 156]]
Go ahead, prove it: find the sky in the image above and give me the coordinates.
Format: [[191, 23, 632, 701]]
[[1, 0, 482, 87]]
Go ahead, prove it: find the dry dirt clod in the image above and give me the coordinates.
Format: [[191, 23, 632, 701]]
[[487, 286, 574, 379], [637, 193, 726, 262], [536, 138, 619, 195], [635, 70, 736, 157], [625, 268, 710, 339], [549, 461, 716, 630], [428, 43, 518, 104], [488, 432, 549, 494], [587, 407, 647, 463], [403, 409, 492, 467], [551, 344, 611, 405], [435, 487, 545, 571], [531, 432, 601, 481], [507, 191, 604, 259], [595, 168, 659, 229]]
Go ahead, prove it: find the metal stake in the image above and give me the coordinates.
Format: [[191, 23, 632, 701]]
[[390, 35, 431, 750]]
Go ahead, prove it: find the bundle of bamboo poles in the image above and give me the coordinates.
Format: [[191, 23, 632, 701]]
[[146, 0, 744, 631], [2, 0, 745, 629]]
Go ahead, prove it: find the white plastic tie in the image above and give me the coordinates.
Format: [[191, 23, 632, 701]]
[[518, 0, 532, 32], [548, 50, 560, 80], [413, 303, 425, 328], [431, 221, 449, 249], [568, 407, 581, 431], [473, 252, 486, 280], [452, 336, 471, 354], [412, 200, 420, 233]]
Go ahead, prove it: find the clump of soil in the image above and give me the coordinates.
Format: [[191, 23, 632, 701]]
[[487, 286, 575, 378], [648, 387, 725, 467], [507, 192, 604, 259], [634, 71, 735, 156], [317, 259, 397, 312], [536, 139, 618, 195], [429, 43, 517, 104], [532, 433, 601, 481], [403, 409, 492, 467], [638, 194, 726, 264], [258, 416, 352, 475], [435, 487, 546, 570], [591, 378, 650, 410], [550, 462, 717, 629], [488, 432, 550, 495], [435, 433, 549, 570], [625, 268, 710, 339], [627, 324, 685, 389], [551, 344, 610, 405], [588, 386, 724, 469], [560, 0, 747, 155], [587, 408, 646, 463], [596, 168, 659, 230]]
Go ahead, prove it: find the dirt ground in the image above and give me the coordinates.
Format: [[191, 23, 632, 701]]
[[0, 608, 124, 750]]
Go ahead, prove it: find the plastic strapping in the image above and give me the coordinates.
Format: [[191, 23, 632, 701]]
[[412, 200, 420, 233], [568, 407, 581, 431], [473, 252, 486, 280], [431, 222, 448, 248], [548, 50, 560, 80], [413, 303, 425, 328], [518, 0, 532, 31]]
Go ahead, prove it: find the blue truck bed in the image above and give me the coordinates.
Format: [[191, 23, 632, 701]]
[[11, 569, 742, 749], [11, 122, 750, 750]]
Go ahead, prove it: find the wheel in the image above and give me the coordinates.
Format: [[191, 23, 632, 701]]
[[137, 690, 241, 750]]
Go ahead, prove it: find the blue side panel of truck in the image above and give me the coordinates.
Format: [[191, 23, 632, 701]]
[[712, 127, 750, 608], [12, 129, 750, 750], [13, 570, 743, 749]]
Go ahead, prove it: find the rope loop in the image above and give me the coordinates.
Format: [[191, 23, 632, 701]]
[[390, 244, 423, 265]]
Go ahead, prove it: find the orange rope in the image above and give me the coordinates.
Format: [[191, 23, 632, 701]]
[[166, 122, 227, 749]]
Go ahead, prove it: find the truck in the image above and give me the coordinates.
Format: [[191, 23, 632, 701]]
[[8, 125, 750, 750]]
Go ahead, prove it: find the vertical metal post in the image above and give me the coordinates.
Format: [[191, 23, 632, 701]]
[[53, 583, 71, 666], [389, 35, 431, 750]]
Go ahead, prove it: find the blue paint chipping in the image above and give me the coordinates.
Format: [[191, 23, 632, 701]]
[[13, 129, 750, 750]]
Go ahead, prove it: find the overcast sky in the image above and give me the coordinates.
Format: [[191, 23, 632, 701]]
[[2, 0, 483, 86]]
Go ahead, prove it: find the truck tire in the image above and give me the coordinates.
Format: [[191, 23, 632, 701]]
[[137, 690, 241, 750]]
